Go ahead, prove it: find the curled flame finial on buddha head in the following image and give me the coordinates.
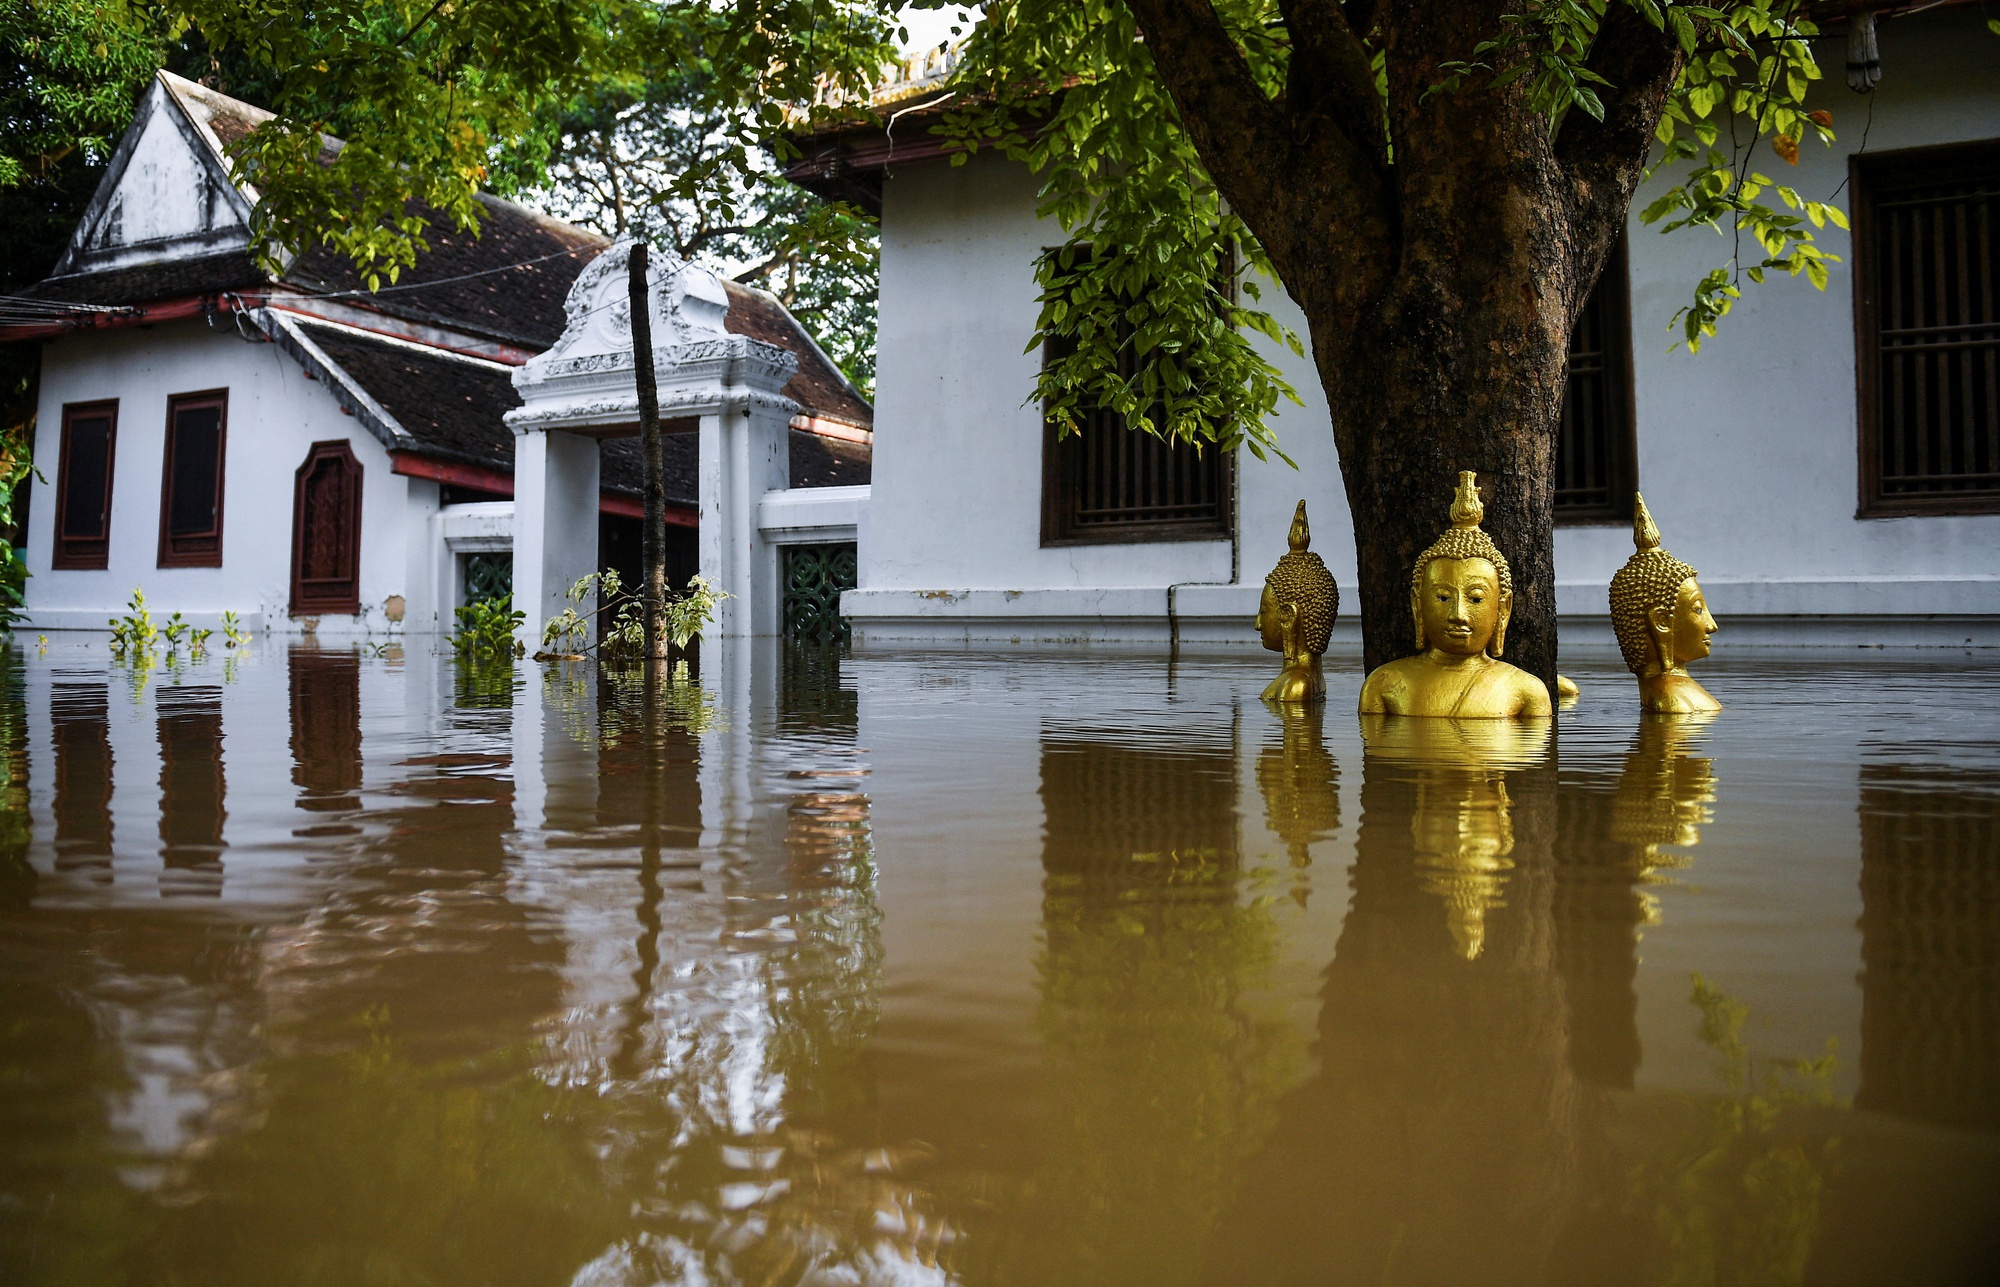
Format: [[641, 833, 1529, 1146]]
[[1608, 494, 1721, 714], [1256, 500, 1339, 705]]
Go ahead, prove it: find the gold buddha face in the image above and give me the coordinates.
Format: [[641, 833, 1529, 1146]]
[[1414, 557, 1508, 658], [1255, 583, 1287, 653], [1651, 576, 1717, 669]]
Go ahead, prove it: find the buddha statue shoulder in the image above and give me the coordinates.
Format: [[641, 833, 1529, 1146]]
[[1256, 500, 1340, 704], [1608, 493, 1721, 713], [1358, 471, 1552, 719]]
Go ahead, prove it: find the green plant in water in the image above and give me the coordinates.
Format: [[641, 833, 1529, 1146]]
[[540, 570, 727, 663], [108, 588, 160, 658], [450, 596, 525, 659], [1637, 974, 1840, 1287], [220, 610, 250, 648]]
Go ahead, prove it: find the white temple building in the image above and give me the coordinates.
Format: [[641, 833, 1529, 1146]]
[[3, 72, 872, 639], [785, 3, 2000, 647]]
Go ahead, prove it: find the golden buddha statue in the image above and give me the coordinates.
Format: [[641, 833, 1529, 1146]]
[[1255, 500, 1339, 704], [1608, 493, 1721, 713], [1359, 472, 1552, 719]]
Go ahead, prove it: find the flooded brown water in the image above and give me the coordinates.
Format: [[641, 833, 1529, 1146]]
[[1, 639, 1997, 1286]]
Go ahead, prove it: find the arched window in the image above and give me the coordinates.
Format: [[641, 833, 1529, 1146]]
[[290, 441, 362, 615]]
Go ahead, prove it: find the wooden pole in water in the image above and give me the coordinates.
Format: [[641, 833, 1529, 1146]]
[[627, 240, 669, 661]]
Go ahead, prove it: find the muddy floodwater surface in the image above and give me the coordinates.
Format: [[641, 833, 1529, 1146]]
[[1, 640, 1997, 1286]]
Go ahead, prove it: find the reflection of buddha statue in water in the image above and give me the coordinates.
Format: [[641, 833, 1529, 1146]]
[[1255, 703, 1340, 875], [1363, 716, 1552, 960], [1609, 493, 1721, 713], [1359, 471, 1553, 719], [1255, 501, 1339, 704], [1611, 711, 1718, 873]]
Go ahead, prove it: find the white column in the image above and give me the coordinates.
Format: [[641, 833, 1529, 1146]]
[[699, 402, 791, 637], [512, 428, 600, 648]]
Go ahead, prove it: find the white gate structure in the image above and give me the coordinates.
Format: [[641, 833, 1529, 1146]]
[[505, 239, 801, 642]]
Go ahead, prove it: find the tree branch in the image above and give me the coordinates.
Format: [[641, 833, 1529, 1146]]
[[1123, 0, 1394, 300], [1277, 0, 1388, 169], [1555, 3, 1686, 276]]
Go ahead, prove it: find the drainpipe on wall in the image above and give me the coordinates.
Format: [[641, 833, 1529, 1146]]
[[1166, 471, 1242, 657]]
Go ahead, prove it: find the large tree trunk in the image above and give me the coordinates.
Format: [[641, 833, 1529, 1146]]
[[1121, 0, 1686, 689]]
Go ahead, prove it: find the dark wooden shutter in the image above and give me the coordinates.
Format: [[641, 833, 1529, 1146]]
[[1555, 237, 1637, 524], [290, 441, 363, 614], [158, 391, 227, 568], [53, 401, 118, 570], [1040, 252, 1234, 546], [1855, 140, 2000, 516]]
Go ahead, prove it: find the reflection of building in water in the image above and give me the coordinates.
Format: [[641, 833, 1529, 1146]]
[[52, 678, 113, 879], [1008, 722, 1300, 1286], [156, 685, 227, 896], [1555, 714, 1717, 1090], [288, 647, 362, 819], [1254, 704, 1339, 875], [1857, 764, 2000, 1133], [1211, 717, 1637, 1286]]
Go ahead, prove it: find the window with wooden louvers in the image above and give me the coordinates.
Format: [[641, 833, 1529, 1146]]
[[1555, 237, 1637, 525], [1855, 140, 2000, 516], [54, 401, 117, 570], [158, 391, 227, 567], [1040, 254, 1234, 545], [290, 441, 363, 615]]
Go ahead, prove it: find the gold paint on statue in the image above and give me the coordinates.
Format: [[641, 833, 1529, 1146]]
[[1361, 715, 1551, 959], [1358, 472, 1553, 719], [1256, 500, 1339, 705], [1608, 494, 1721, 713]]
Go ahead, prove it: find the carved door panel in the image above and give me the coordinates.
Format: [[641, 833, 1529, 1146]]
[[290, 441, 362, 615]]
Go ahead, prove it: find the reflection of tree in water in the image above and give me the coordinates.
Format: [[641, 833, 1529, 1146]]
[[1214, 718, 1621, 1287], [0, 647, 30, 908], [964, 726, 1300, 1286], [559, 647, 935, 1287]]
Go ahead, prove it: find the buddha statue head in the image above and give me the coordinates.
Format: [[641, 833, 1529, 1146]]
[[1410, 471, 1513, 660], [1256, 500, 1339, 704], [1608, 495, 1721, 712]]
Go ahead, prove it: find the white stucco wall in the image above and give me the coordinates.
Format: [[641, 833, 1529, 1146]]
[[26, 320, 425, 635], [1558, 5, 2000, 625], [854, 147, 1351, 641], [854, 5, 2000, 644]]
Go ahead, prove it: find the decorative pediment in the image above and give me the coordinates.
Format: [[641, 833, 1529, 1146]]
[[508, 238, 798, 434]]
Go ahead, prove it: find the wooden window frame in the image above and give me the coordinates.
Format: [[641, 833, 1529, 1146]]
[[157, 389, 228, 568], [1555, 235, 1639, 527], [1038, 248, 1237, 547], [1853, 138, 2000, 519], [52, 399, 119, 570], [289, 440, 363, 615]]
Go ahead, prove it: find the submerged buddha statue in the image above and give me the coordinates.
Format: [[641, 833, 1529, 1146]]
[[1256, 500, 1340, 705], [1359, 472, 1552, 719], [1608, 493, 1721, 713]]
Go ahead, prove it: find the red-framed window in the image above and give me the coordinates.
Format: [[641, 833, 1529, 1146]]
[[53, 400, 118, 570], [289, 440, 363, 615], [158, 390, 228, 568]]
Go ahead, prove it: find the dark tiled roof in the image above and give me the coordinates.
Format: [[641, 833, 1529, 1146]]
[[284, 197, 610, 350], [295, 320, 520, 471], [721, 281, 872, 428], [24, 251, 266, 306], [599, 430, 700, 505], [790, 431, 872, 487]]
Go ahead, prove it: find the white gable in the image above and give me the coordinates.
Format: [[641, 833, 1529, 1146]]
[[55, 74, 255, 277]]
